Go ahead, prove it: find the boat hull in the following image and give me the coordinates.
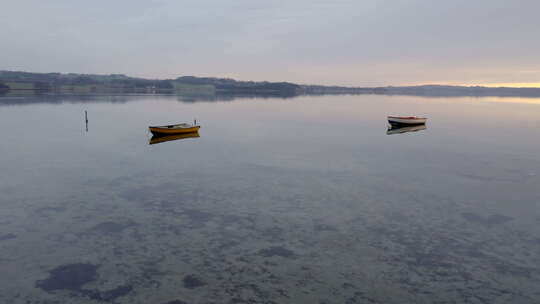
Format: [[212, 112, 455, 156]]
[[388, 116, 427, 125], [149, 126, 200, 135]]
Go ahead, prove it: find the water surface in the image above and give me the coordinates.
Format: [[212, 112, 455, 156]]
[[0, 94, 539, 304]]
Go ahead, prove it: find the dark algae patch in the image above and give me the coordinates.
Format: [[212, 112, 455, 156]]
[[36, 263, 132, 301], [119, 186, 155, 202], [0, 233, 17, 241], [182, 209, 213, 227], [36, 263, 98, 292], [261, 227, 284, 241], [103, 285, 133, 301], [183, 274, 206, 289], [80, 284, 133, 301]]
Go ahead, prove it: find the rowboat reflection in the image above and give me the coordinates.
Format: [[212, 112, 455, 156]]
[[149, 131, 200, 145], [387, 124, 427, 135]]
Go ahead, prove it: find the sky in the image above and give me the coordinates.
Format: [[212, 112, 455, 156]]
[[1, 0, 540, 87]]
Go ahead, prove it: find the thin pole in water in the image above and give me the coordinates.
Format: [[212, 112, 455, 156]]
[[85, 110, 88, 132]]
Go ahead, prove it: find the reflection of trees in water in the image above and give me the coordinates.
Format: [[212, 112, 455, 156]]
[[0, 94, 134, 106], [176, 91, 299, 103], [4, 86, 540, 106], [0, 92, 300, 106]]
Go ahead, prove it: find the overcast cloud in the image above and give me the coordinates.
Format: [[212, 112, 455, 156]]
[[1, 0, 539, 86]]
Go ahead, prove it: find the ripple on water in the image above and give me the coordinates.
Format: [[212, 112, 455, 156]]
[[91, 221, 138, 234], [461, 212, 514, 227], [258, 246, 296, 258]]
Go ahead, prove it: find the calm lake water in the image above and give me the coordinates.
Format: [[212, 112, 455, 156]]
[[0, 94, 539, 304]]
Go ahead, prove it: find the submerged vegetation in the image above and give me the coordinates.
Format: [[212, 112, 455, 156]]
[[35, 263, 133, 301]]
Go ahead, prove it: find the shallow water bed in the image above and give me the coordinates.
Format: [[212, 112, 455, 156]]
[[0, 94, 539, 303]]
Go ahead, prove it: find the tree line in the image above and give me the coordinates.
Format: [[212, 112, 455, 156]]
[[0, 71, 301, 94]]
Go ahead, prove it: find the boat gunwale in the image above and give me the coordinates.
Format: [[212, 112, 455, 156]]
[[387, 116, 427, 120], [149, 124, 200, 130]]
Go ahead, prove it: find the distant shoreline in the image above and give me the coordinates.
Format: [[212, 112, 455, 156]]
[[2, 70, 540, 98]]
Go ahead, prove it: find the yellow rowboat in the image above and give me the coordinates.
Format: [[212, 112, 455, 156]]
[[149, 132, 200, 145], [149, 123, 200, 135]]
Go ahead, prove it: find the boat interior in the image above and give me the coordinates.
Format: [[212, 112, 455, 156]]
[[152, 123, 194, 129]]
